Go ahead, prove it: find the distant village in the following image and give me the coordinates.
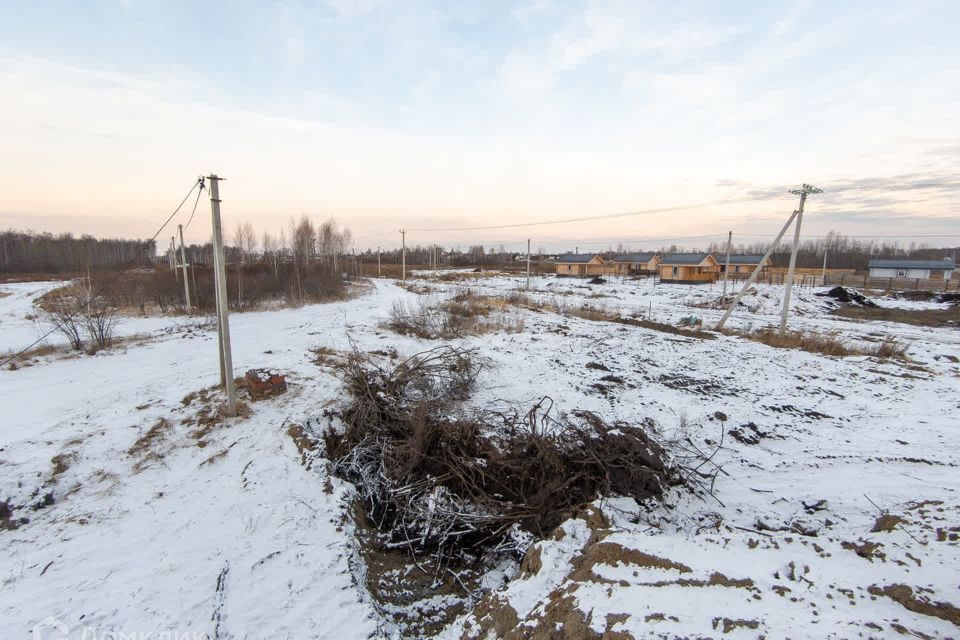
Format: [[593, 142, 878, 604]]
[[545, 251, 957, 285]]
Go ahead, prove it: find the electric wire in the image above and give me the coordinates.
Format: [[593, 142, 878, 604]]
[[1, 178, 203, 369]]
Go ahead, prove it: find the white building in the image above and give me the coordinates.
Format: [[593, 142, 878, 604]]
[[867, 258, 955, 280]]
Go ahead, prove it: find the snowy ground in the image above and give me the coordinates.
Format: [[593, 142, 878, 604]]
[[2, 273, 958, 639]]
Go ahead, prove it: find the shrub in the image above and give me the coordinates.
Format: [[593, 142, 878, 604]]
[[868, 337, 909, 359], [729, 328, 908, 360], [388, 291, 523, 339]]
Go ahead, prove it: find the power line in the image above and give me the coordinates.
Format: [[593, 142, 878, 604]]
[[183, 178, 207, 230], [406, 198, 749, 232], [736, 233, 960, 239], [1, 178, 204, 369], [152, 179, 203, 243]]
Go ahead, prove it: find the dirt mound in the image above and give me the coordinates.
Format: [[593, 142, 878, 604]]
[[936, 292, 960, 305], [896, 290, 938, 301], [324, 346, 671, 563], [817, 286, 877, 307], [587, 276, 607, 285]]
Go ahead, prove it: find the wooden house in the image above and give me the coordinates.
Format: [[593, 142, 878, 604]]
[[719, 255, 772, 278], [608, 252, 660, 275], [554, 253, 604, 277], [659, 253, 719, 283]]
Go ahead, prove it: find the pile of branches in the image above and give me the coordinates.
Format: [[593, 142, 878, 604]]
[[325, 345, 672, 561]]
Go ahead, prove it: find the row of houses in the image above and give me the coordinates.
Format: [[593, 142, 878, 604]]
[[554, 252, 772, 283], [554, 253, 956, 283]]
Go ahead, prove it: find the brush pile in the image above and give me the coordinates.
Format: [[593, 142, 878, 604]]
[[325, 345, 672, 561]]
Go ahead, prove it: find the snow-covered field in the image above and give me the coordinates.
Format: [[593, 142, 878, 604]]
[[2, 273, 958, 639]]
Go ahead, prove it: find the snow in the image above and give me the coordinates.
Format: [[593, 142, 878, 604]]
[[2, 273, 959, 639]]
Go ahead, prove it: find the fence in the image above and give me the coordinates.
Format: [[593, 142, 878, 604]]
[[823, 273, 959, 292]]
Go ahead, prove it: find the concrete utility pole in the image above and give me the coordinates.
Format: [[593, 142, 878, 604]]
[[721, 230, 732, 301], [821, 249, 828, 284], [168, 238, 176, 271], [526, 239, 531, 290], [178, 224, 191, 313], [208, 175, 236, 416], [171, 237, 179, 280], [715, 208, 801, 331], [780, 184, 821, 335], [399, 229, 407, 280], [212, 237, 225, 385]]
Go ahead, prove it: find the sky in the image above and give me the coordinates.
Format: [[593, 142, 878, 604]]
[[0, 0, 958, 251]]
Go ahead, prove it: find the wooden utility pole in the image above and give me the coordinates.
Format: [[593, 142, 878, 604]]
[[721, 231, 732, 300], [399, 229, 407, 280], [208, 175, 236, 416], [178, 224, 191, 313], [780, 184, 821, 335], [377, 246, 381, 278], [526, 239, 531, 290]]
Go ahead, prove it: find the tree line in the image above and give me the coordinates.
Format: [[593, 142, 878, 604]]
[[4, 225, 957, 276], [0, 231, 156, 273], [697, 231, 958, 269]]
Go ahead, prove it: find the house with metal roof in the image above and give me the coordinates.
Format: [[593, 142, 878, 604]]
[[659, 253, 720, 283], [867, 258, 955, 280], [719, 254, 772, 277], [609, 252, 660, 275], [554, 253, 605, 277]]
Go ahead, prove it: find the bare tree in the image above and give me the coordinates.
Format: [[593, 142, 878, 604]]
[[232, 221, 257, 308], [42, 301, 84, 351], [262, 230, 279, 279]]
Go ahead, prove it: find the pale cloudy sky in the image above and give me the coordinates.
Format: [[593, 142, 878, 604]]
[[0, 0, 957, 250]]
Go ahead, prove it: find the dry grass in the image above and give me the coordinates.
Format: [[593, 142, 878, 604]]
[[3, 332, 157, 371], [396, 281, 433, 295], [2, 342, 64, 370], [505, 292, 714, 339], [744, 329, 857, 356], [309, 345, 345, 368], [868, 337, 910, 359], [728, 328, 909, 360], [388, 290, 524, 339], [832, 305, 960, 327], [188, 399, 251, 443], [435, 270, 490, 282], [127, 417, 172, 457], [47, 452, 78, 484]]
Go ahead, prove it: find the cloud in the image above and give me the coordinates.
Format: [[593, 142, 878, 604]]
[[512, 0, 551, 24], [1, 2, 958, 247]]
